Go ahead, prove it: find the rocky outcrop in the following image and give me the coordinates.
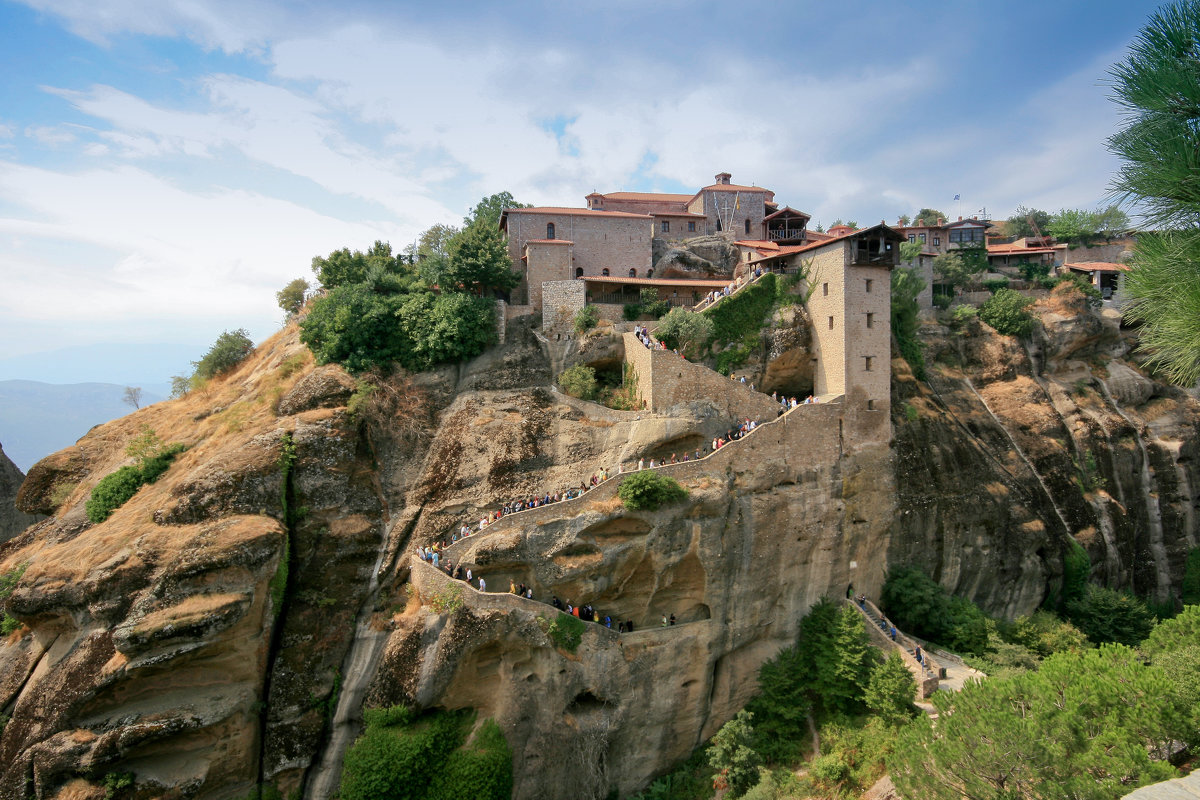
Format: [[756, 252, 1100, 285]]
[[0, 442, 39, 542], [652, 235, 738, 279]]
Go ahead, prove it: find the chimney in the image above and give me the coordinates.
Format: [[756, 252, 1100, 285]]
[[972, 215, 978, 220], [916, 218, 924, 227], [937, 217, 944, 226], [958, 216, 963, 222], [715, 172, 732, 185]]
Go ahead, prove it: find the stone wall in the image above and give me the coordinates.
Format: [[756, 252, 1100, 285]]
[[622, 333, 782, 419], [542, 280, 587, 338], [800, 244, 850, 399], [525, 241, 573, 310]]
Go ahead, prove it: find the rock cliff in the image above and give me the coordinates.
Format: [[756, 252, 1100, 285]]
[[0, 443, 39, 543], [0, 286, 1196, 799]]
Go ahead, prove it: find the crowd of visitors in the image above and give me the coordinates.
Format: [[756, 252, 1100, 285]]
[[698, 266, 767, 309]]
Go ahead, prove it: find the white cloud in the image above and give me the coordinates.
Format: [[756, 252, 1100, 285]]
[[24, 125, 77, 145]]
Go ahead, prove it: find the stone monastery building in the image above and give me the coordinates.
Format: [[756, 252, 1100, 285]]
[[500, 172, 900, 429]]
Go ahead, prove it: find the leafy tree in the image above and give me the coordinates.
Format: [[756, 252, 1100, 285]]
[[1006, 206, 1053, 239], [276, 278, 310, 315], [1065, 585, 1156, 646], [557, 365, 597, 400], [169, 375, 191, 399], [193, 329, 254, 380], [1108, 2, 1200, 385], [618, 471, 689, 511], [122, 386, 143, 409], [638, 287, 669, 319], [301, 285, 409, 374], [864, 652, 916, 725], [891, 266, 925, 380], [899, 240, 923, 262], [398, 291, 498, 371], [442, 223, 519, 295], [1093, 204, 1131, 235], [708, 710, 761, 798], [655, 308, 715, 358], [1047, 208, 1101, 244], [1017, 260, 1051, 282], [414, 223, 461, 261], [1183, 548, 1200, 605], [574, 305, 599, 334], [313, 241, 402, 289], [897, 214, 911, 227], [746, 645, 811, 763], [932, 251, 980, 293], [1142, 604, 1200, 657], [891, 644, 1187, 800], [1008, 609, 1090, 658], [881, 567, 946, 640], [978, 288, 1035, 338], [821, 607, 877, 715], [914, 208, 947, 225], [125, 425, 165, 462], [463, 191, 529, 231]]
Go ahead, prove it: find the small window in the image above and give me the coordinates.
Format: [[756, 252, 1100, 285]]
[[546, 222, 555, 239], [828, 316, 834, 330], [932, 236, 940, 246], [865, 356, 873, 372], [745, 218, 751, 235], [716, 218, 722, 231], [661, 220, 670, 233], [918, 233, 926, 243], [907, 234, 915, 243], [823, 283, 829, 297], [601, 268, 609, 276], [575, 267, 583, 278], [866, 312, 875, 329], [688, 221, 696, 232], [629, 268, 637, 277], [865, 279, 873, 293], [867, 399, 876, 411], [647, 268, 654, 278]]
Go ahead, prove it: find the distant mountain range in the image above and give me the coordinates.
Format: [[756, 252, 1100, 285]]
[[0, 381, 166, 472]]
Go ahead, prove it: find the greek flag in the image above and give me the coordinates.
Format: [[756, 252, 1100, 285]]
[[953, 194, 961, 200]]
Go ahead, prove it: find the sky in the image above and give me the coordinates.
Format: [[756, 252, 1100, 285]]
[[0, 0, 1165, 384]]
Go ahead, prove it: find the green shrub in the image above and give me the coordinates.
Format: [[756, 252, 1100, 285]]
[[1183, 549, 1200, 605], [85, 443, 186, 524], [709, 710, 761, 798], [1062, 539, 1091, 605], [705, 273, 776, 345], [557, 365, 598, 400], [1, 614, 21, 635], [1055, 273, 1103, 308], [982, 277, 1010, 293], [892, 266, 926, 381], [1018, 261, 1051, 282], [1065, 585, 1155, 646], [1143, 605, 1200, 657], [623, 303, 642, 321], [1039, 275, 1059, 290], [978, 288, 1035, 338], [864, 652, 917, 725], [950, 304, 977, 324], [639, 287, 669, 319], [932, 293, 952, 310], [1006, 609, 1090, 657], [194, 328, 255, 380], [541, 612, 586, 652], [340, 708, 509, 800], [574, 305, 599, 334], [618, 470, 689, 511], [881, 566, 989, 655], [655, 308, 715, 358]]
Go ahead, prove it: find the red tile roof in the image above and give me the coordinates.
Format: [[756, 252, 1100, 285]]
[[1067, 261, 1128, 272], [652, 211, 707, 218], [697, 183, 771, 193], [504, 206, 652, 219], [987, 243, 1059, 255], [597, 192, 694, 202], [581, 275, 731, 287], [763, 206, 812, 221]]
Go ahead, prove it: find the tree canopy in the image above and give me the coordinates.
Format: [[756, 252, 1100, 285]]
[[914, 207, 947, 225], [193, 329, 255, 380], [463, 190, 530, 231], [1109, 1, 1200, 384], [276, 277, 310, 315], [932, 251, 980, 292]]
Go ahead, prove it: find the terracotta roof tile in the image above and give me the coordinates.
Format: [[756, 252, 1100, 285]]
[[1067, 261, 1128, 272], [504, 206, 652, 219], [598, 192, 694, 202], [581, 275, 731, 287]]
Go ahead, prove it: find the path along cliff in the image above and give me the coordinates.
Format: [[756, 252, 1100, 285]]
[[0, 279, 1196, 798]]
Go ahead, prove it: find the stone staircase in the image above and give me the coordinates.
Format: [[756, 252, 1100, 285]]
[[846, 597, 940, 698]]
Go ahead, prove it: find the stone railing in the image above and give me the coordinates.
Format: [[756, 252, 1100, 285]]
[[438, 397, 843, 563], [846, 597, 940, 698], [410, 556, 708, 643]]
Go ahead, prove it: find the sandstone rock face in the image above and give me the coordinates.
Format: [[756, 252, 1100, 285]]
[[652, 235, 738, 279], [0, 442, 40, 542], [1, 289, 1197, 799]]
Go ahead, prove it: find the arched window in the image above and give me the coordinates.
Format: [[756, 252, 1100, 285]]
[[547, 222, 556, 239], [745, 218, 751, 235], [628, 268, 637, 277], [601, 268, 609, 276], [575, 267, 584, 278], [647, 268, 654, 278]]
